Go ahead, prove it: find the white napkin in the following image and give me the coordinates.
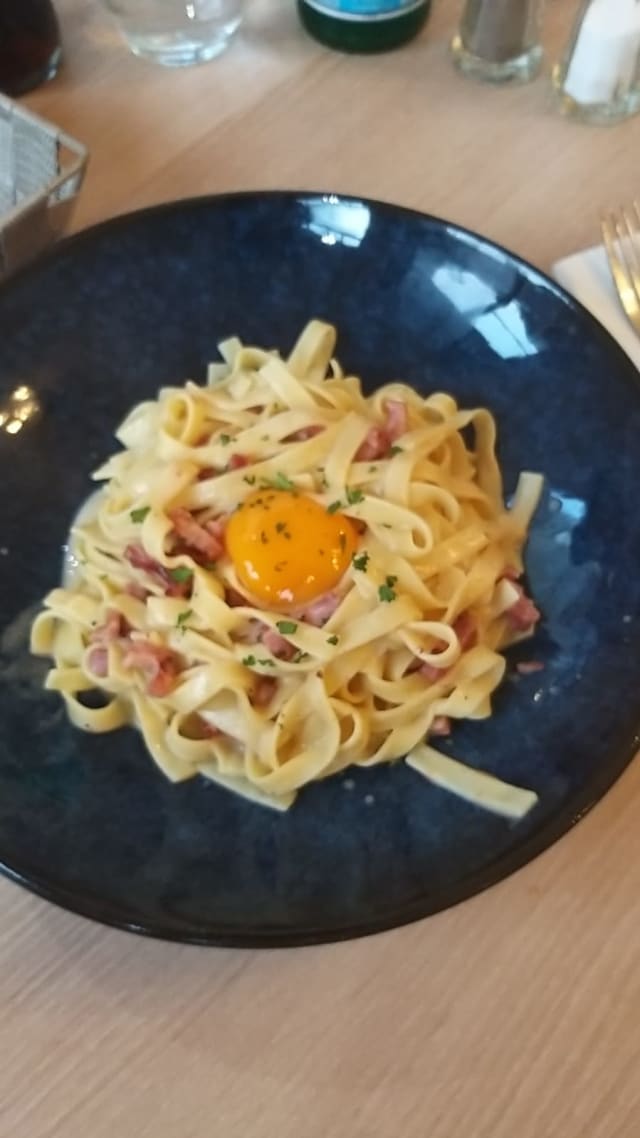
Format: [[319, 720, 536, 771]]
[[551, 243, 640, 369]]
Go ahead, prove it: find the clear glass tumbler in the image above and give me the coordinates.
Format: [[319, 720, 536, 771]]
[[102, 0, 243, 66]]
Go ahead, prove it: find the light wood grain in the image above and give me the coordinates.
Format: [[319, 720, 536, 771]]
[[4, 2, 640, 1135]]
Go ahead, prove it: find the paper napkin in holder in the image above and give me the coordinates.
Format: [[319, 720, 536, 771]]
[[0, 93, 88, 281]]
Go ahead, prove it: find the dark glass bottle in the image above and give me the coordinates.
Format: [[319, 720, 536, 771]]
[[0, 0, 61, 97], [297, 1, 430, 53]]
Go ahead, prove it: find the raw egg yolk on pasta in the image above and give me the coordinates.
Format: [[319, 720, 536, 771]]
[[226, 489, 359, 608]]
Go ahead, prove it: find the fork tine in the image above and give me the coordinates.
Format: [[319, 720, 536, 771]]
[[600, 205, 640, 333], [601, 210, 635, 307], [620, 204, 640, 294], [631, 199, 640, 269]]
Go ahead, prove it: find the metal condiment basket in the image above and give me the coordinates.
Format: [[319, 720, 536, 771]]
[[0, 92, 88, 280]]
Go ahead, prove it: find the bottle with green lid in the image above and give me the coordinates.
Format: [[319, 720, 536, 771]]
[[297, 1, 431, 53]]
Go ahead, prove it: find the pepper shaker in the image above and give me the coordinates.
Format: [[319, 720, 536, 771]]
[[451, 0, 544, 84], [553, 0, 640, 124]]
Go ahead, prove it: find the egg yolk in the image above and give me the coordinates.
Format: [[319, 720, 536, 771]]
[[226, 489, 359, 609]]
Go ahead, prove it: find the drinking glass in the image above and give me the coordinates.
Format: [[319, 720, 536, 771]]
[[102, 0, 243, 66]]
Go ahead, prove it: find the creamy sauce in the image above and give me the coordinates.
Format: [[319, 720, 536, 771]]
[[61, 488, 105, 588]]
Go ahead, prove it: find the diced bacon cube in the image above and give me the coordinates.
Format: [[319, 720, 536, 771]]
[[453, 611, 477, 651], [169, 508, 225, 562], [88, 609, 128, 645], [250, 676, 278, 708], [228, 453, 251, 470], [87, 646, 108, 677], [430, 715, 452, 736], [261, 627, 297, 661], [384, 399, 408, 441], [506, 585, 541, 631], [300, 591, 340, 626], [122, 641, 183, 697]]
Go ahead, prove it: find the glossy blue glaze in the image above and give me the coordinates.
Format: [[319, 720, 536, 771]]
[[1, 192, 639, 946]]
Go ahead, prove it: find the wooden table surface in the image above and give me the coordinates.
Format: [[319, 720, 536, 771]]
[[4, 2, 640, 1135]]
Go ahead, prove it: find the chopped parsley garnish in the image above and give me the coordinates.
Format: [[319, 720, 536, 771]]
[[388, 445, 403, 455], [378, 575, 398, 602], [260, 471, 295, 491], [346, 487, 364, 505], [276, 620, 298, 635], [352, 551, 369, 572], [219, 433, 231, 445], [130, 506, 150, 524], [327, 499, 342, 514], [291, 650, 309, 663], [177, 609, 193, 628], [168, 566, 194, 584], [242, 654, 256, 666], [327, 634, 339, 646], [243, 474, 256, 486], [258, 658, 276, 667]]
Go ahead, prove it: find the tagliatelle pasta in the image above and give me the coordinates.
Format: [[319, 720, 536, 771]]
[[31, 320, 543, 814]]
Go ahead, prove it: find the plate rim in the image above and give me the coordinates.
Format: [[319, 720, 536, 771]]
[[4, 186, 638, 381], [1, 731, 637, 947], [1, 188, 639, 947]]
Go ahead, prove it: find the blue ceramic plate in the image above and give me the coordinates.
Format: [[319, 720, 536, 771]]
[[1, 192, 640, 946]]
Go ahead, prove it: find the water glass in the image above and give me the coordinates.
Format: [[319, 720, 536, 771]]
[[102, 0, 244, 67]]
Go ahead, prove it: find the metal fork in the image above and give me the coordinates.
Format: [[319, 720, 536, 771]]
[[601, 202, 640, 335]]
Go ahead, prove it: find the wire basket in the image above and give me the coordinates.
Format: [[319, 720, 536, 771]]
[[0, 93, 88, 280]]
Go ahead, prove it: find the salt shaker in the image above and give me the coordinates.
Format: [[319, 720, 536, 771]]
[[553, 0, 640, 124], [451, 0, 544, 84]]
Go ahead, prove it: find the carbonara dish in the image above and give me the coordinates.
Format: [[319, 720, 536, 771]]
[[31, 320, 543, 815]]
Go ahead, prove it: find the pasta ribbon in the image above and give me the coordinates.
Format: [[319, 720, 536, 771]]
[[31, 321, 543, 815]]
